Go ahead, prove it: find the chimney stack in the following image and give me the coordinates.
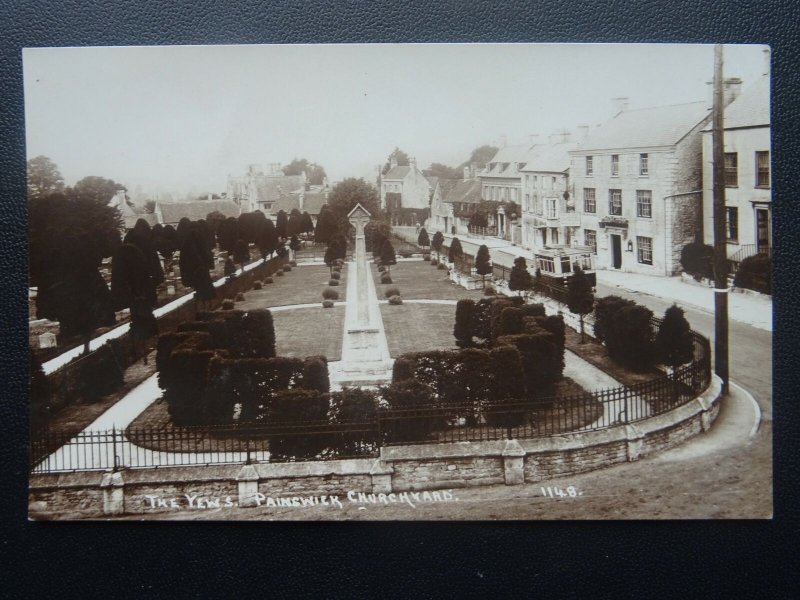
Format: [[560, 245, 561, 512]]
[[723, 77, 743, 106], [611, 97, 629, 116], [390, 155, 398, 169], [463, 166, 470, 181], [409, 156, 417, 170]]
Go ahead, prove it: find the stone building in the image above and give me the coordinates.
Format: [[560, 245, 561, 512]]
[[380, 156, 431, 225], [701, 73, 771, 261], [568, 96, 731, 276], [478, 144, 530, 239], [519, 135, 578, 251], [227, 163, 306, 216]]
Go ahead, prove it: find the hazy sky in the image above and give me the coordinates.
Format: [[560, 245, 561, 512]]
[[23, 43, 768, 198]]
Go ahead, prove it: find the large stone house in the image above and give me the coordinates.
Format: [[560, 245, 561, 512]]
[[519, 135, 579, 251], [701, 74, 771, 261], [428, 167, 482, 235], [380, 156, 431, 225], [568, 96, 735, 276], [478, 144, 531, 240], [227, 163, 307, 216]]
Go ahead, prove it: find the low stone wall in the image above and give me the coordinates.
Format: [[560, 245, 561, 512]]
[[29, 376, 722, 518]]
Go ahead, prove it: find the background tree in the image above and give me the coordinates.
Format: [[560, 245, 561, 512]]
[[217, 217, 240, 253], [283, 158, 327, 185], [380, 239, 397, 273], [431, 231, 444, 261], [144, 200, 156, 213], [179, 225, 216, 302], [26, 155, 64, 200], [124, 218, 164, 286], [275, 210, 288, 239], [326, 178, 382, 233], [655, 304, 695, 373], [205, 210, 227, 241], [423, 163, 461, 180], [469, 210, 489, 229], [72, 175, 127, 205], [256, 219, 278, 259], [417, 227, 430, 250], [287, 208, 304, 237], [448, 237, 463, 268], [508, 256, 532, 297], [381, 147, 410, 175], [233, 238, 250, 268], [238, 211, 267, 244], [460, 144, 499, 170], [475, 244, 492, 288], [567, 266, 595, 343]]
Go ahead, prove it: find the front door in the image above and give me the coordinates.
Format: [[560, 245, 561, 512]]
[[611, 234, 622, 269], [756, 208, 770, 252]]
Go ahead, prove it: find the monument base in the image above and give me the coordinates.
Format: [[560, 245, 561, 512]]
[[328, 359, 395, 390]]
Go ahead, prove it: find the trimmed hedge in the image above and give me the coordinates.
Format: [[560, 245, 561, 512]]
[[328, 388, 380, 457], [734, 254, 771, 294], [681, 242, 714, 280], [328, 278, 340, 286], [322, 299, 334, 308], [322, 287, 340, 300], [388, 295, 403, 305], [380, 274, 393, 284], [594, 296, 656, 372], [384, 286, 400, 299], [331, 271, 341, 280]]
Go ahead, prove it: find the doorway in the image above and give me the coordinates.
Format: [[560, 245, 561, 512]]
[[755, 208, 770, 252], [611, 234, 622, 269]]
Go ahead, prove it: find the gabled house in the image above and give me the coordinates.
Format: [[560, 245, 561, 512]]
[[227, 163, 306, 216], [380, 156, 431, 225], [520, 135, 579, 251], [108, 189, 159, 230], [701, 74, 771, 263], [478, 144, 531, 239], [568, 94, 740, 276]]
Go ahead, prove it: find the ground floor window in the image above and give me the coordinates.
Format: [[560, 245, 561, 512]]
[[537, 256, 556, 274], [637, 236, 653, 265], [584, 229, 597, 254]]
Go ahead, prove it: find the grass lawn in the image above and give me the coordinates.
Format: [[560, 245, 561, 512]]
[[380, 303, 458, 357], [234, 263, 346, 309], [371, 259, 485, 301], [272, 306, 345, 361]]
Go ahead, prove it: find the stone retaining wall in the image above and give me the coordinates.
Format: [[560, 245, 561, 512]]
[[29, 376, 722, 519]]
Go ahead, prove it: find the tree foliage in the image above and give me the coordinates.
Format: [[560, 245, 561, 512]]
[[448, 237, 463, 264], [475, 244, 492, 285], [275, 210, 288, 239], [655, 304, 694, 369], [462, 145, 499, 170], [454, 299, 475, 348], [381, 147, 410, 175], [282, 158, 327, 185], [417, 227, 430, 248], [423, 163, 461, 180], [431, 231, 444, 258], [508, 256, 532, 295], [26, 155, 64, 200], [567, 266, 595, 342], [327, 178, 382, 233]]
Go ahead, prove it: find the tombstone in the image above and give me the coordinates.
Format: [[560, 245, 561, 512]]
[[38, 332, 57, 349]]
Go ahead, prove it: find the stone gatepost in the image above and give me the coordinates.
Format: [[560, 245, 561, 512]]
[[237, 464, 260, 507], [370, 460, 394, 494], [502, 440, 526, 485], [625, 424, 645, 461], [100, 470, 125, 515]]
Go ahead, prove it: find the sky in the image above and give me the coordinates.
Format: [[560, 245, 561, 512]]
[[23, 43, 768, 200]]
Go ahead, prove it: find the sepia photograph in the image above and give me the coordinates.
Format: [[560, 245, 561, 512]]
[[24, 42, 772, 521]]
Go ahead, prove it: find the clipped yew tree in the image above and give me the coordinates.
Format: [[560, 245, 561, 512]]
[[431, 230, 444, 261], [454, 299, 475, 347], [380, 239, 397, 273], [475, 244, 492, 288], [417, 227, 430, 250], [508, 256, 532, 296], [567, 266, 595, 343], [448, 236, 463, 268], [655, 304, 694, 371]]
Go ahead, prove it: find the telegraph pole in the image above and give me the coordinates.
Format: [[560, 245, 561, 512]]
[[712, 44, 730, 395]]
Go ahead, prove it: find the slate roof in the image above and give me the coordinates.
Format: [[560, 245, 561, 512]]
[[425, 176, 439, 196], [255, 175, 305, 206], [703, 75, 770, 131], [443, 179, 482, 205], [575, 101, 710, 151], [272, 190, 328, 215], [520, 141, 577, 173], [158, 200, 241, 224], [383, 166, 411, 180]]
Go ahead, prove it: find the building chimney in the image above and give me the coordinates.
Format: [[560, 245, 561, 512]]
[[390, 156, 398, 169], [409, 156, 417, 170], [611, 97, 629, 116], [762, 47, 770, 77], [576, 125, 590, 140], [723, 77, 743, 106], [463, 166, 470, 181]]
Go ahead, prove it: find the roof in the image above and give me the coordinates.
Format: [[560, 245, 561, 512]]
[[255, 175, 305, 205], [574, 101, 710, 151], [703, 75, 770, 131], [383, 166, 411, 180], [124, 212, 158, 229], [488, 144, 530, 164], [425, 176, 439, 195], [347, 203, 372, 219], [443, 179, 482, 205], [157, 200, 240, 224], [520, 141, 578, 173], [272, 190, 328, 215]]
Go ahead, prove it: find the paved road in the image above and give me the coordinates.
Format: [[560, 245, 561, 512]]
[[596, 281, 773, 419]]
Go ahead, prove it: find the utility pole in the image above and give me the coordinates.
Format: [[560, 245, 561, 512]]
[[712, 44, 730, 396]]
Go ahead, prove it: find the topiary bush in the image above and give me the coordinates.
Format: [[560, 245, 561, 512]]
[[264, 276, 274, 284], [328, 388, 380, 457], [680, 242, 714, 280], [381, 380, 439, 442], [322, 299, 334, 308], [380, 274, 393, 284], [253, 280, 262, 290], [276, 269, 284, 276], [734, 254, 771, 295], [222, 299, 235, 310], [328, 278, 340, 286], [322, 287, 340, 300], [235, 292, 245, 302], [437, 263, 447, 270], [331, 271, 341, 280], [283, 264, 292, 272], [377, 264, 386, 273], [388, 295, 403, 305], [384, 286, 400, 299]]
